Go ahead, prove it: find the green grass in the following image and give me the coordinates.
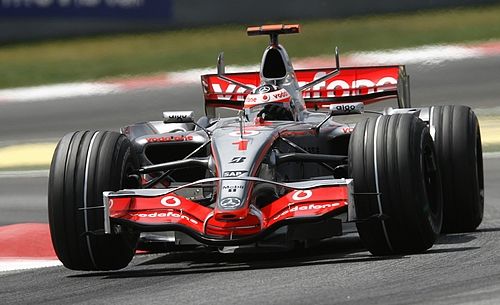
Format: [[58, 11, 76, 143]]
[[2, 4, 500, 89]]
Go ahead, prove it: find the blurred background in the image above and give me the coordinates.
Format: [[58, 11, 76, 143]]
[[1, 0, 500, 88]]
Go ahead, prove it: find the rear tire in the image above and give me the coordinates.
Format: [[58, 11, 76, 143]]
[[430, 105, 484, 233], [349, 114, 443, 255], [48, 131, 139, 271]]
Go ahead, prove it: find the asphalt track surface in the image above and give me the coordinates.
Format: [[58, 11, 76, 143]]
[[1, 56, 500, 304]]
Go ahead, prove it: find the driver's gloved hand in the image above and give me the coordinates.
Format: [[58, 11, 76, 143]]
[[257, 104, 294, 121]]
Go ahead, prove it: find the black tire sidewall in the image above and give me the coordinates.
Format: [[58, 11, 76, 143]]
[[48, 131, 139, 270], [349, 114, 442, 255]]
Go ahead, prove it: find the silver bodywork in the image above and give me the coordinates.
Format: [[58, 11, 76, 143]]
[[115, 26, 435, 247]]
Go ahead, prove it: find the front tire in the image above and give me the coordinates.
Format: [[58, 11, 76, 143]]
[[431, 105, 484, 233], [349, 114, 443, 255], [48, 131, 139, 271]]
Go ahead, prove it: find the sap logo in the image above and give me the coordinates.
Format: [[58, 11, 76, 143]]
[[223, 171, 247, 177]]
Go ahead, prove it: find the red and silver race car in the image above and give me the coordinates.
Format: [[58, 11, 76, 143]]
[[48, 24, 484, 271]]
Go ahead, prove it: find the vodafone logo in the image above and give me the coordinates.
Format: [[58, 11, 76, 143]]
[[299, 74, 398, 98], [272, 90, 290, 99], [292, 190, 313, 201], [272, 202, 346, 221], [161, 196, 181, 207]]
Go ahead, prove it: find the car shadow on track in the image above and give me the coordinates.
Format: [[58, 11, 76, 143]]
[[69, 231, 483, 280], [435, 233, 477, 245], [475, 227, 500, 233], [69, 235, 405, 279]]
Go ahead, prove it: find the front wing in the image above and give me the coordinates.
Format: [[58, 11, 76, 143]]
[[103, 178, 354, 246]]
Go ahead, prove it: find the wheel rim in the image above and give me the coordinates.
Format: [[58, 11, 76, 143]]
[[422, 143, 440, 217]]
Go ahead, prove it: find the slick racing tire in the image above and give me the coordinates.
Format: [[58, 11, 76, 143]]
[[349, 114, 443, 255], [430, 105, 484, 233], [48, 131, 140, 271]]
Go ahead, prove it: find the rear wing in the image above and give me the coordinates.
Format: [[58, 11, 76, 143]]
[[201, 66, 410, 116]]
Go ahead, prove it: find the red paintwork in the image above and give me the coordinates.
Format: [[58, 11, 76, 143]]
[[109, 185, 349, 239], [201, 66, 401, 110], [232, 139, 249, 151]]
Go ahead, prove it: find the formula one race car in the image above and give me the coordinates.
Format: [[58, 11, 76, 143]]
[[48, 24, 484, 271]]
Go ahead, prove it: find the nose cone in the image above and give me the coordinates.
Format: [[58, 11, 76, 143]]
[[214, 180, 250, 220]]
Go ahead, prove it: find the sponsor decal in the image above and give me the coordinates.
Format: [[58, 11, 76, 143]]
[[246, 96, 258, 103], [272, 202, 344, 221], [223, 170, 248, 177], [229, 156, 246, 163], [160, 196, 181, 207], [211, 83, 254, 101], [219, 197, 242, 209], [205, 69, 398, 102], [168, 114, 188, 120], [146, 135, 193, 143], [272, 90, 290, 100], [299, 74, 398, 98], [336, 104, 356, 112], [257, 86, 272, 93], [232, 139, 249, 151], [223, 185, 244, 193], [342, 127, 354, 134], [244, 88, 289, 108], [280, 130, 316, 137], [130, 211, 198, 225], [292, 190, 313, 201], [163, 111, 195, 123], [229, 130, 259, 137], [330, 102, 364, 114]]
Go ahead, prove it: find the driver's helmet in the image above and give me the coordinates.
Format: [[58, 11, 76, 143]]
[[244, 84, 293, 120]]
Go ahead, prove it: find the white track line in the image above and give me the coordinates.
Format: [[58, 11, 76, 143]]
[[0, 82, 122, 103], [483, 152, 500, 159], [0, 259, 62, 273], [350, 44, 481, 65], [0, 170, 49, 178]]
